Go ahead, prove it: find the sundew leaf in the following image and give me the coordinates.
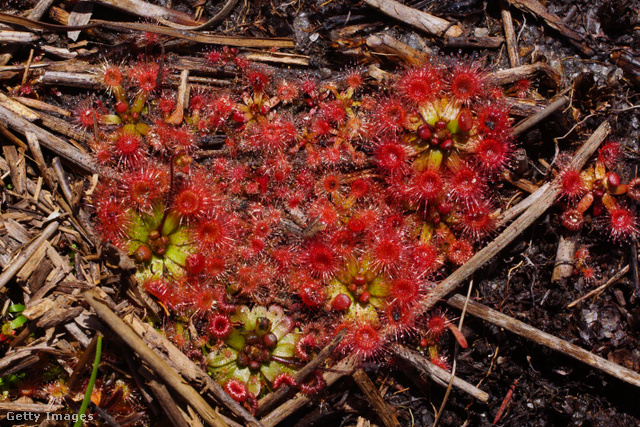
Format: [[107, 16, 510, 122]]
[[207, 346, 239, 368]]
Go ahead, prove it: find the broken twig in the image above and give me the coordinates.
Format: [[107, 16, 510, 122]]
[[362, 0, 463, 38], [447, 293, 640, 389], [83, 289, 230, 427]]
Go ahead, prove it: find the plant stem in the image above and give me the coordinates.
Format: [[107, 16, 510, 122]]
[[74, 334, 103, 427]]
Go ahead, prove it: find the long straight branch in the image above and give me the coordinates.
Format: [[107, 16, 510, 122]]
[[447, 293, 640, 388], [423, 121, 611, 311]]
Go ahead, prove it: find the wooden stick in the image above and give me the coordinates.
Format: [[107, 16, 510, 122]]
[[83, 289, 230, 427], [0, 123, 28, 150], [447, 293, 640, 389], [259, 357, 356, 427], [0, 103, 111, 178], [0, 402, 63, 412], [26, 132, 56, 191], [393, 345, 489, 402], [366, 34, 431, 67], [352, 368, 401, 427], [496, 182, 549, 228], [424, 121, 610, 312], [362, 0, 463, 38], [0, 31, 39, 43], [51, 157, 76, 208], [28, 0, 57, 21], [124, 314, 264, 427], [257, 328, 346, 416], [551, 232, 579, 283], [94, 20, 296, 48], [567, 265, 631, 308], [0, 221, 59, 290], [240, 51, 310, 67], [37, 110, 93, 145], [512, 95, 569, 136], [501, 0, 520, 68], [442, 36, 505, 49], [487, 63, 562, 88], [2, 145, 26, 195], [144, 374, 191, 427], [40, 70, 102, 89], [506, 0, 593, 55], [93, 0, 199, 26], [0, 92, 39, 121], [15, 96, 71, 117], [0, 12, 295, 49]]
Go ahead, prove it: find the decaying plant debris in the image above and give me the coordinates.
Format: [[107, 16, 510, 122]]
[[1, 0, 640, 426]]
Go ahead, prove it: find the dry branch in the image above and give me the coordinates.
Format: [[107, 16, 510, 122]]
[[15, 96, 71, 117], [0, 92, 39, 121], [362, 0, 463, 38], [488, 62, 562, 88], [424, 121, 610, 311], [567, 265, 632, 308], [0, 30, 39, 43], [0, 103, 108, 177], [506, 0, 593, 55], [442, 36, 505, 49], [447, 293, 640, 389], [2, 145, 25, 195], [93, 20, 295, 48], [352, 368, 401, 427], [83, 289, 230, 427], [501, 1, 520, 68], [25, 131, 56, 190], [0, 12, 295, 49], [123, 313, 264, 427], [393, 346, 489, 402], [40, 70, 102, 88], [256, 328, 347, 416], [28, 0, 57, 21], [92, 0, 199, 26], [366, 34, 431, 66], [143, 371, 191, 427], [0, 402, 63, 412], [0, 221, 59, 290], [259, 357, 356, 427], [512, 95, 569, 136]]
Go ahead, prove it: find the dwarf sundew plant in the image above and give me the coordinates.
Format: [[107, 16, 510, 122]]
[[556, 142, 639, 242], [83, 52, 636, 409]]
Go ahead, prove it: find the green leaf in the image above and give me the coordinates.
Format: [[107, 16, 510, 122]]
[[8, 304, 25, 313], [207, 347, 238, 368], [9, 315, 27, 330]]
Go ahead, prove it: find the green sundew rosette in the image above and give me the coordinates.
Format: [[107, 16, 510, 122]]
[[327, 256, 389, 321], [206, 305, 302, 397], [125, 204, 197, 283]]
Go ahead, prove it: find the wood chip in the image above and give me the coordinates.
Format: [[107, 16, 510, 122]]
[[22, 297, 55, 320], [0, 92, 39, 121], [2, 145, 26, 195], [16, 239, 49, 282], [4, 218, 32, 244]]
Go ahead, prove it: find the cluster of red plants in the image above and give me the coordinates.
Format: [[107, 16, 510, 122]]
[[82, 50, 546, 404], [557, 141, 639, 242]]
